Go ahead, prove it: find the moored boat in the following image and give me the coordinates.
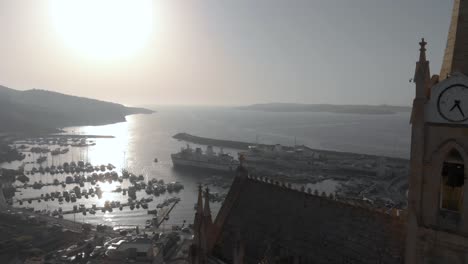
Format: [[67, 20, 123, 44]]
[[171, 145, 239, 173]]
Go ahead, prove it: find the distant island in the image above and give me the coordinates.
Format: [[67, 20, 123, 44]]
[[0, 85, 154, 134], [239, 103, 411, 115]]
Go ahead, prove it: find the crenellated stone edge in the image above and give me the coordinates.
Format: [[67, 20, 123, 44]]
[[246, 174, 406, 220]]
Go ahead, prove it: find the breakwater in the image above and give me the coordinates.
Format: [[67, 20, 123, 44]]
[[172, 132, 408, 162], [173, 132, 253, 149]]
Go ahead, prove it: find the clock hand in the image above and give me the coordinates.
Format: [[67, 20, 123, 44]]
[[450, 100, 461, 111], [450, 102, 459, 112], [456, 104, 465, 117]]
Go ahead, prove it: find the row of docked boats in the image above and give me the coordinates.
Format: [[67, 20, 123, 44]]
[[19, 186, 104, 204], [15, 137, 95, 147], [28, 147, 69, 156], [51, 148, 70, 155], [26, 162, 116, 175], [144, 179, 184, 196], [29, 147, 69, 156]]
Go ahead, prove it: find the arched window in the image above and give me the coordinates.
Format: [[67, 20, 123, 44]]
[[440, 149, 465, 212]]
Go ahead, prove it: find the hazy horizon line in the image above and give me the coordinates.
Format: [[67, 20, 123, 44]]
[[2, 84, 412, 108], [134, 102, 412, 108]]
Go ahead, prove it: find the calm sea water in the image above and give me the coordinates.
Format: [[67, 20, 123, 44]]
[[2, 106, 411, 228]]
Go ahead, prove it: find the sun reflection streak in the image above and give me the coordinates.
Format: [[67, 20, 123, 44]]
[[96, 181, 122, 207], [64, 121, 131, 173]]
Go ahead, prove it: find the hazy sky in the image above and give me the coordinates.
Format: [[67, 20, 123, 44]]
[[0, 0, 453, 106]]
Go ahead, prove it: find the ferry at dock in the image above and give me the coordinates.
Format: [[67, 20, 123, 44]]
[[171, 145, 239, 173]]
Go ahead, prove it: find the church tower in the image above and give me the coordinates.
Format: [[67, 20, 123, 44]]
[[406, 1, 468, 263], [440, 0, 468, 80]]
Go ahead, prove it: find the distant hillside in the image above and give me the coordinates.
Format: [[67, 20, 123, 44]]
[[239, 103, 411, 115], [0, 85, 154, 133]]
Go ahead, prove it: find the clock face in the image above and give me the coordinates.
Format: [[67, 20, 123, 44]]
[[437, 84, 468, 122]]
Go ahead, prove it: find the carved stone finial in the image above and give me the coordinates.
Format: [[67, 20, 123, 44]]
[[418, 37, 428, 63], [419, 38, 427, 51]]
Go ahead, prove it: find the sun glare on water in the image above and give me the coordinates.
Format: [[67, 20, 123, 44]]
[[49, 0, 153, 60]]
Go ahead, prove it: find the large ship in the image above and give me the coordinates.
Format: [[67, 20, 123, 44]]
[[240, 144, 316, 163], [171, 145, 239, 172]]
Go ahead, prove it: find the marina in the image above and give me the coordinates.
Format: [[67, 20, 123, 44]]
[[1, 132, 193, 230]]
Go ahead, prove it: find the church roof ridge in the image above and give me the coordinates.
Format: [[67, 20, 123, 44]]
[[246, 174, 406, 219]]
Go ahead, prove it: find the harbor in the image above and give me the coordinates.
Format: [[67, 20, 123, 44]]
[[172, 133, 409, 209], [0, 106, 412, 264], [2, 128, 409, 230], [0, 108, 411, 258]]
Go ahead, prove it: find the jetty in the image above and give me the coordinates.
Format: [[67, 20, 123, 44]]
[[155, 201, 179, 228]]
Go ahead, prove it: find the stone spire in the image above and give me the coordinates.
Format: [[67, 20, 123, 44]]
[[440, 0, 468, 80], [203, 187, 213, 227], [406, 39, 432, 264], [191, 184, 206, 264], [194, 184, 204, 230], [197, 184, 204, 213], [413, 38, 431, 100]]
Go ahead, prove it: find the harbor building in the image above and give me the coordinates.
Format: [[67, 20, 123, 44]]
[[190, 1, 468, 263]]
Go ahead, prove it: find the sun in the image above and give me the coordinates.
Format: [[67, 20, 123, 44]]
[[49, 0, 153, 60]]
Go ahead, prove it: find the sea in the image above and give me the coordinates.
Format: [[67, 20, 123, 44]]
[[0, 106, 411, 229]]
